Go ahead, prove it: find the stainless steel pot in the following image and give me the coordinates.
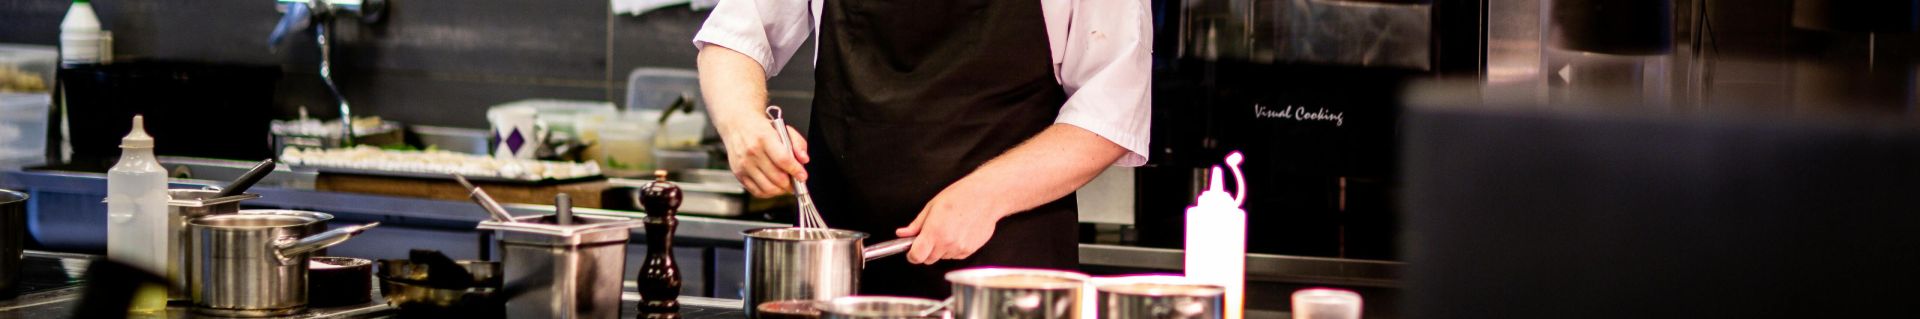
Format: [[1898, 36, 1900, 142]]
[[743, 227, 915, 319], [1092, 276, 1225, 319], [0, 189, 25, 294], [820, 296, 945, 319], [477, 214, 643, 319], [164, 188, 259, 301], [188, 213, 378, 317], [946, 268, 1090, 319]]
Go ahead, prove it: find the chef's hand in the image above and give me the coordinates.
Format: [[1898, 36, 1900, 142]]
[[896, 184, 1007, 264], [717, 121, 809, 198]]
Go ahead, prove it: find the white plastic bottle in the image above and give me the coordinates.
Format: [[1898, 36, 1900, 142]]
[[106, 115, 168, 313], [60, 0, 106, 66], [1186, 152, 1247, 319]]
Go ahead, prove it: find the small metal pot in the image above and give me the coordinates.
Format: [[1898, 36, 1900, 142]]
[[163, 188, 258, 301], [188, 213, 378, 317], [0, 189, 26, 293], [308, 257, 374, 307], [819, 296, 946, 319], [1092, 276, 1225, 319], [946, 268, 1090, 319], [743, 227, 915, 319]]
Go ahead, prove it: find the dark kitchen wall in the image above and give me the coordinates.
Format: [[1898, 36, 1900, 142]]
[[0, 0, 815, 129]]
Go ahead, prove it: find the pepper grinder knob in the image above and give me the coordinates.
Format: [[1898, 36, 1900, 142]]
[[638, 171, 683, 217], [636, 170, 683, 318]]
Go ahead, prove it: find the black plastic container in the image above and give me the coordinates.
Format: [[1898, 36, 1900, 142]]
[[1550, 0, 1674, 55], [0, 189, 24, 295], [58, 61, 280, 165]]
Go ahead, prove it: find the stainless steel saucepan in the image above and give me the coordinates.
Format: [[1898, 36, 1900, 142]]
[[947, 268, 1091, 319], [743, 227, 916, 318], [188, 212, 379, 317], [1093, 275, 1226, 319], [819, 296, 947, 319]]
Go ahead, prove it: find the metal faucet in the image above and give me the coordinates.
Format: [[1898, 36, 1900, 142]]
[[271, 0, 386, 146]]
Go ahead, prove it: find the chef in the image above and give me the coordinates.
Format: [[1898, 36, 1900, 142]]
[[692, 0, 1151, 297]]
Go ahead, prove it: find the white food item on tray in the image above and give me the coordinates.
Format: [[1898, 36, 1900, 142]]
[[281, 146, 602, 181]]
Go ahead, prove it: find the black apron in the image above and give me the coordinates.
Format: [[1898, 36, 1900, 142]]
[[808, 0, 1080, 298]]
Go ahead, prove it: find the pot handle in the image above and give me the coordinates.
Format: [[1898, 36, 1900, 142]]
[[864, 237, 915, 262], [273, 222, 381, 265]]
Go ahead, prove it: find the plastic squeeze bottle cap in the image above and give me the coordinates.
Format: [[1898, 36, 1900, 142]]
[[1194, 151, 1247, 208], [122, 115, 154, 148]]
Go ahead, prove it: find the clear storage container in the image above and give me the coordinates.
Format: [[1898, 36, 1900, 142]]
[[0, 44, 56, 94], [0, 93, 49, 168]]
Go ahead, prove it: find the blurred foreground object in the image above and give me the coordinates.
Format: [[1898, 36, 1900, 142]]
[[1404, 84, 1920, 318]]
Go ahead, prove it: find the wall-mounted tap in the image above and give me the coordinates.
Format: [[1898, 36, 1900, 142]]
[[270, 0, 386, 146]]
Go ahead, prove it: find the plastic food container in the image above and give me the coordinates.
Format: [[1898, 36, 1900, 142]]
[[0, 93, 48, 169], [0, 44, 55, 94], [0, 44, 54, 169], [593, 110, 660, 177]]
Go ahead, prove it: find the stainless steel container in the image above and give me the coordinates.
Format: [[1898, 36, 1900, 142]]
[[0, 189, 26, 293], [820, 296, 945, 319], [947, 268, 1090, 319], [188, 213, 378, 317], [477, 214, 644, 319], [164, 188, 259, 300], [743, 227, 915, 319], [1093, 276, 1225, 319]]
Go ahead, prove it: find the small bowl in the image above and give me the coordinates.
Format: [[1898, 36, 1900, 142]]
[[308, 257, 374, 307], [757, 299, 824, 319]]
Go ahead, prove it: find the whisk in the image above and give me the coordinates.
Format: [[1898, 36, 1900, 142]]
[[767, 106, 829, 230]]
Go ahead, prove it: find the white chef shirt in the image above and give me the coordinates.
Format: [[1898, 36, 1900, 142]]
[[692, 0, 1153, 167]]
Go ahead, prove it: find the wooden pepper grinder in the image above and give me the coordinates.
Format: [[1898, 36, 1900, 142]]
[[636, 170, 683, 318]]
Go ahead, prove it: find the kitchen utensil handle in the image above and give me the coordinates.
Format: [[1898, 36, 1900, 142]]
[[767, 106, 821, 220], [275, 222, 381, 261], [216, 159, 277, 197], [765, 106, 803, 166], [455, 175, 516, 222], [864, 237, 916, 262], [555, 193, 573, 226]]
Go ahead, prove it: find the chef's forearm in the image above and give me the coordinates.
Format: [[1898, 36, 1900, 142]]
[[949, 124, 1129, 218], [696, 45, 772, 133]]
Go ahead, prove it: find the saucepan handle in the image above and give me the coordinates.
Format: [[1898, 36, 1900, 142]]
[[273, 222, 381, 265], [863, 237, 916, 262]]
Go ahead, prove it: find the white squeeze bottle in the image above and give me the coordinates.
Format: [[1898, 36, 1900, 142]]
[[1186, 151, 1247, 319], [107, 115, 168, 313], [60, 0, 106, 66]]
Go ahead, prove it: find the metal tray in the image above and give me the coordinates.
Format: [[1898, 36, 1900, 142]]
[[609, 169, 748, 217], [297, 165, 605, 185]]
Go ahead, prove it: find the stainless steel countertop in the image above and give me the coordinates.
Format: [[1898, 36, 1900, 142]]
[[1, 161, 1401, 288], [0, 251, 749, 319]]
